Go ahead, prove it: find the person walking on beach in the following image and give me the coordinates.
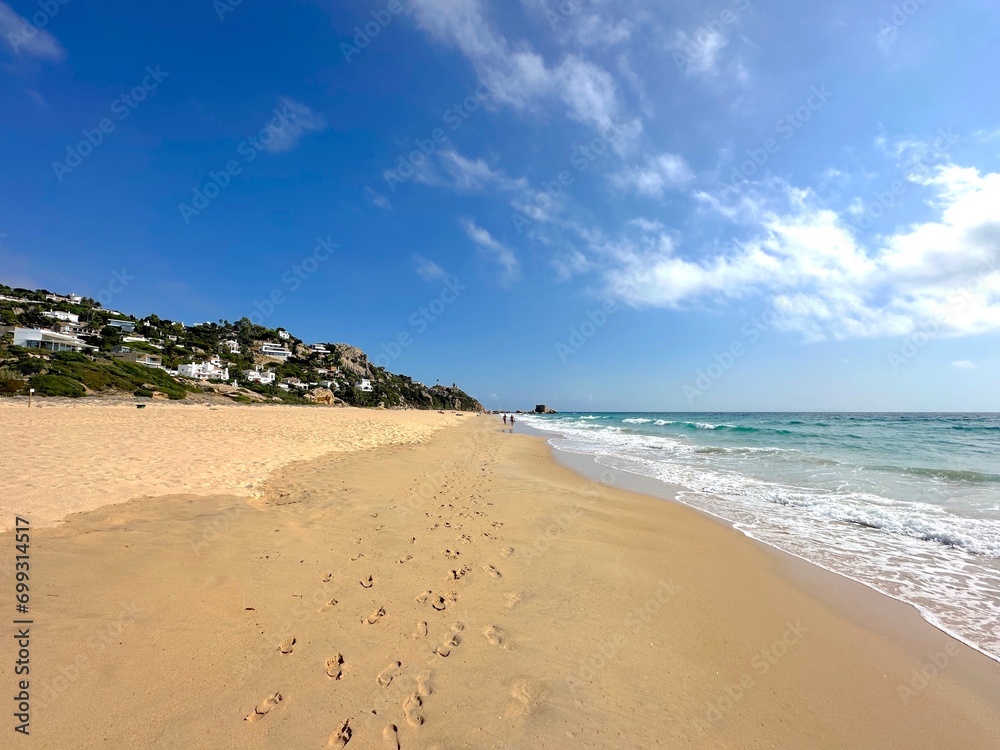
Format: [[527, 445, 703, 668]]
[[510, 415, 515, 427], [503, 414, 508, 425]]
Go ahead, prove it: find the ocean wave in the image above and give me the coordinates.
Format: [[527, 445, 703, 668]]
[[873, 466, 1000, 484], [622, 417, 654, 424]]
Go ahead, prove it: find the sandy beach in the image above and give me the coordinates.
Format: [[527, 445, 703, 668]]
[[2, 406, 999, 748]]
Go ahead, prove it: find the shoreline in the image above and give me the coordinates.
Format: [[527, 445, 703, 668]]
[[516, 420, 1000, 708], [517, 426, 1000, 665], [3, 411, 999, 747]]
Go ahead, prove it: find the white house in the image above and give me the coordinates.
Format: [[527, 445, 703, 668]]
[[281, 377, 307, 389], [259, 343, 292, 360], [113, 351, 163, 368], [13, 327, 96, 353], [45, 293, 83, 304], [242, 366, 276, 385], [107, 319, 136, 333], [44, 310, 79, 323], [318, 380, 339, 390], [359, 379, 373, 392], [310, 343, 329, 355], [221, 339, 241, 354], [277, 329, 291, 341], [178, 358, 230, 381]]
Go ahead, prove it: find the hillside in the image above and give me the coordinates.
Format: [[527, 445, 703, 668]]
[[0, 284, 484, 411]]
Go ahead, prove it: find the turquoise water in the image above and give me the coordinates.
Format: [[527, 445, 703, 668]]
[[518, 412, 1000, 662]]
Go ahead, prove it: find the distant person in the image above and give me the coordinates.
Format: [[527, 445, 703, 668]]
[[503, 414, 508, 425], [510, 415, 515, 426]]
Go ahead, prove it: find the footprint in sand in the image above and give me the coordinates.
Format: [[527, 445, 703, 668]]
[[506, 680, 549, 718], [383, 724, 400, 749], [326, 719, 352, 747], [408, 537, 416, 544], [360, 575, 374, 589], [443, 549, 460, 559], [431, 595, 447, 611], [449, 566, 471, 580], [318, 598, 338, 613], [434, 633, 461, 657], [483, 565, 502, 578], [412, 621, 428, 638], [325, 653, 344, 679], [350, 553, 364, 561], [364, 606, 386, 625], [500, 547, 514, 558], [505, 592, 522, 609], [484, 625, 504, 647], [450, 622, 465, 633], [322, 572, 333, 582], [415, 590, 432, 604], [244, 691, 282, 722], [279, 637, 296, 654], [459, 534, 473, 544], [396, 555, 413, 564], [403, 693, 424, 727], [377, 661, 401, 687], [416, 670, 434, 697]]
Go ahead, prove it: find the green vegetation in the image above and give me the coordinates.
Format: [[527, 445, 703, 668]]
[[0, 285, 484, 410]]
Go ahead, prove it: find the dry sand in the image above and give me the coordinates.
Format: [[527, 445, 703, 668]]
[[1, 407, 999, 748], [0, 400, 453, 532]]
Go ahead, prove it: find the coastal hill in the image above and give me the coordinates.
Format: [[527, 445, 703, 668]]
[[0, 283, 484, 411]]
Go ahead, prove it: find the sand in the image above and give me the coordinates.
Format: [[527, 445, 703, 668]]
[[2, 407, 999, 748], [0, 400, 453, 532]]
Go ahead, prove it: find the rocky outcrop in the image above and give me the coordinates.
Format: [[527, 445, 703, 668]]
[[332, 344, 372, 377], [534, 404, 558, 414], [304, 387, 342, 406]]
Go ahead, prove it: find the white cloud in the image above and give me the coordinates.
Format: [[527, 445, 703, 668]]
[[262, 97, 328, 154], [590, 160, 1000, 341], [0, 2, 66, 62], [615, 153, 694, 197], [414, 255, 447, 281], [409, 0, 632, 135], [461, 218, 520, 284], [952, 360, 976, 369]]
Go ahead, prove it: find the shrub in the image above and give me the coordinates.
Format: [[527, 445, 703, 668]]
[[29, 374, 86, 398]]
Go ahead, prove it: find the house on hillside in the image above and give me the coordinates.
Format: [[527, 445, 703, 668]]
[[277, 329, 291, 341], [45, 293, 83, 304], [13, 327, 96, 353], [242, 366, 276, 385], [281, 377, 306, 389], [360, 378, 374, 392], [107, 319, 136, 333], [311, 343, 329, 355], [258, 342, 292, 360], [54, 321, 97, 337], [178, 357, 229, 381], [113, 351, 163, 368], [44, 310, 79, 323], [221, 339, 241, 354]]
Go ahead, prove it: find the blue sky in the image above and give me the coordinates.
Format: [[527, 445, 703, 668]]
[[2, 0, 999, 411]]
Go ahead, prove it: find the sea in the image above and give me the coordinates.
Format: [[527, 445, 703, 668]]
[[516, 412, 1000, 663]]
